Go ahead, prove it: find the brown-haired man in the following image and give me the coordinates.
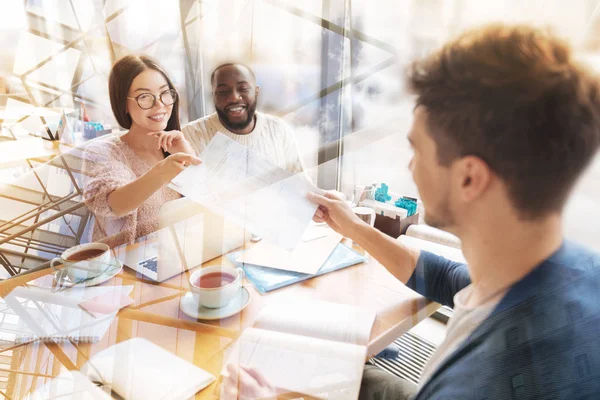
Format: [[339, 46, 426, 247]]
[[224, 24, 600, 400], [309, 24, 600, 400]]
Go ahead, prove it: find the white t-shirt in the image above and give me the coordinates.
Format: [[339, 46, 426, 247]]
[[418, 285, 504, 387], [182, 112, 304, 175]]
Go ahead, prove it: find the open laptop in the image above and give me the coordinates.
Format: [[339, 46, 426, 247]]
[[130, 197, 250, 281]]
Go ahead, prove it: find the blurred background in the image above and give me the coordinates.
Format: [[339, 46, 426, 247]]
[[0, 0, 599, 288]]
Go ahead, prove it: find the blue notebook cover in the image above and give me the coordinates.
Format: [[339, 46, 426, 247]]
[[228, 243, 366, 293]]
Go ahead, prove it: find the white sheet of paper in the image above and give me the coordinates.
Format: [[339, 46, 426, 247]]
[[237, 226, 342, 274], [169, 132, 322, 250]]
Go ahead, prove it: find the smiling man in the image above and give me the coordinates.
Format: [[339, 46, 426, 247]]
[[182, 63, 304, 174]]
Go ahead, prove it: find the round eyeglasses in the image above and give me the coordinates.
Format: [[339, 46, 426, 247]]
[[127, 89, 177, 110]]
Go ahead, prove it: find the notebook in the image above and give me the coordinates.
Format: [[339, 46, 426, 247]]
[[221, 299, 376, 399], [26, 338, 215, 400], [81, 338, 215, 400], [229, 243, 365, 293], [0, 285, 132, 344]]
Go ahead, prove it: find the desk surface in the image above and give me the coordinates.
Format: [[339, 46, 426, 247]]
[[0, 239, 437, 399]]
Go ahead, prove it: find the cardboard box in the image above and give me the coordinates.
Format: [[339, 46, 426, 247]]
[[374, 213, 419, 238]]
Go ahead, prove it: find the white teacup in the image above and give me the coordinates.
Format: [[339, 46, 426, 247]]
[[189, 265, 244, 309], [50, 242, 111, 282]]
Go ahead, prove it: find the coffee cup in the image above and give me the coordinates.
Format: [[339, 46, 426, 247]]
[[189, 265, 244, 308], [50, 242, 111, 282]]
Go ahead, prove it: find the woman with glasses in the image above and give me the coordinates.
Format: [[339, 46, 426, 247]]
[[83, 55, 200, 245]]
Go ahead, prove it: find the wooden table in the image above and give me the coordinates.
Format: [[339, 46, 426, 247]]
[[0, 239, 437, 399]]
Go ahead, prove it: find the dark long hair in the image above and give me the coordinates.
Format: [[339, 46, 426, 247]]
[[108, 55, 181, 131]]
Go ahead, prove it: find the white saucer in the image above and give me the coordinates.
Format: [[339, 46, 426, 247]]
[[180, 287, 251, 320], [52, 258, 123, 288]]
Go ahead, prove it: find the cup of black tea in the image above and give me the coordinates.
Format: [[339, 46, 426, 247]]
[[189, 265, 244, 308], [50, 242, 111, 282]]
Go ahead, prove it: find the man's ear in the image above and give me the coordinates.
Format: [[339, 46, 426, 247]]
[[457, 155, 492, 202], [255, 85, 260, 97]]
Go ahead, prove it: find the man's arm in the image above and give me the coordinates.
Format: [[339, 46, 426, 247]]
[[407, 251, 471, 308], [309, 191, 471, 307], [353, 222, 471, 307], [352, 222, 420, 283]]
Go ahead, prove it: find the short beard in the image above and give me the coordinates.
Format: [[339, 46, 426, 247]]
[[423, 201, 455, 230], [216, 102, 257, 132]]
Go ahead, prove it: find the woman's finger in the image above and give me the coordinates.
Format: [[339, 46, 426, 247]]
[[168, 153, 202, 165]]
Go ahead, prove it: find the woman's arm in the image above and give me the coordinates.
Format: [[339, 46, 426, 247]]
[[107, 152, 200, 217]]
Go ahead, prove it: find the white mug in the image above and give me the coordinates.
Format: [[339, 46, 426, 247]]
[[189, 265, 244, 308], [352, 206, 376, 227], [50, 242, 111, 282]]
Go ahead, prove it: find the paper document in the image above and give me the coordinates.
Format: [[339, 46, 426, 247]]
[[237, 225, 342, 274], [169, 132, 322, 250]]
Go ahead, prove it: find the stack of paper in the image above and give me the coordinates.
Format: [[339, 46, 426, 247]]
[[237, 225, 343, 274], [229, 243, 365, 293]]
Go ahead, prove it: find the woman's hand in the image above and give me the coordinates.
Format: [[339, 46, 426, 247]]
[[148, 130, 195, 155], [156, 152, 202, 182], [106, 153, 201, 218]]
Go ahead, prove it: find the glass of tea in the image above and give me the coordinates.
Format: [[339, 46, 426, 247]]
[[50, 242, 111, 282], [188, 265, 244, 308]]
